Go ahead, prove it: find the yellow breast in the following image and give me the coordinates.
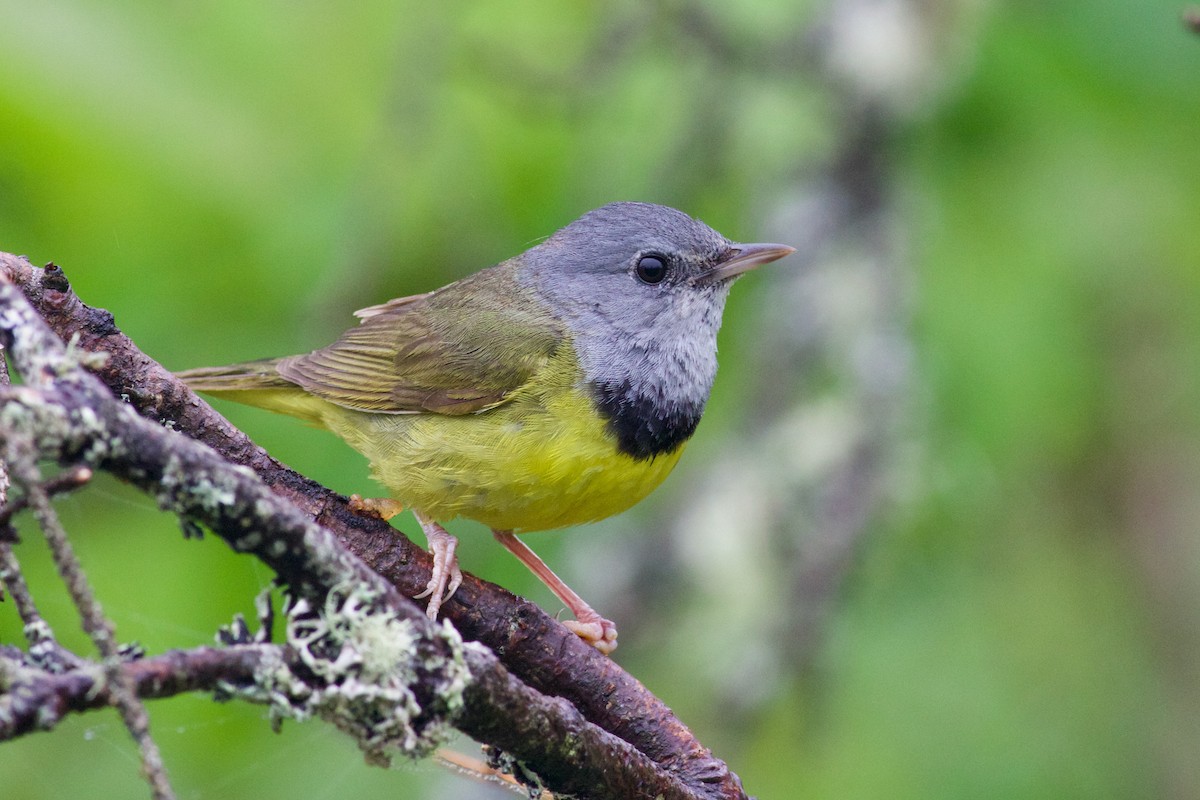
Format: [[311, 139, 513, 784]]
[[314, 346, 686, 532]]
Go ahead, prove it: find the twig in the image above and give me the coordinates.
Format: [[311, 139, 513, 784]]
[[435, 748, 543, 797], [4, 442, 176, 800], [0, 348, 84, 672], [0, 644, 280, 740], [0, 542, 54, 653], [0, 252, 747, 799], [0, 463, 94, 528]]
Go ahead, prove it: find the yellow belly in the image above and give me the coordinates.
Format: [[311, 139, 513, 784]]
[[327, 400, 681, 532], [225, 347, 682, 532]]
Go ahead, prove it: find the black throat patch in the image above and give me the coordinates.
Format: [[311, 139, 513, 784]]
[[591, 380, 704, 460]]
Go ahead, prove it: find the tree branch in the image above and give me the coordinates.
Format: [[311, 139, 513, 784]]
[[0, 254, 745, 799], [0, 644, 276, 741]]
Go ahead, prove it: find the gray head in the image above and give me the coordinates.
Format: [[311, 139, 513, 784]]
[[519, 202, 793, 459]]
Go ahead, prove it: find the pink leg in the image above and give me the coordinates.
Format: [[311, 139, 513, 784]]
[[492, 529, 617, 655], [413, 512, 463, 620]]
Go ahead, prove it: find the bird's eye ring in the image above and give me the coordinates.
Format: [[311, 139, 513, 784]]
[[635, 254, 668, 284]]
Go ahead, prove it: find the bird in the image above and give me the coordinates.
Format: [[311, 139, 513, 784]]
[[178, 202, 793, 654]]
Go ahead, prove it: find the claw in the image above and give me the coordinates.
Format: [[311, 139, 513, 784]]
[[349, 494, 404, 521], [414, 512, 460, 619], [562, 616, 618, 656]]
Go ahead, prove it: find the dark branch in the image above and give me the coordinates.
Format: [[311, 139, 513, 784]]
[[0, 252, 746, 799], [0, 256, 739, 800]]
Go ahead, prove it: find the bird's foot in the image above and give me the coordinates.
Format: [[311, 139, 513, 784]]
[[348, 494, 405, 521], [413, 513, 462, 620], [492, 529, 618, 655], [562, 614, 618, 656]]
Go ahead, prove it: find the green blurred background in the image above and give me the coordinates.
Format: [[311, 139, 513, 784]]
[[2, 1, 1199, 798]]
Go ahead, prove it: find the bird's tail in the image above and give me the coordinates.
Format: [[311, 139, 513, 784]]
[[177, 358, 328, 426], [176, 358, 291, 393]]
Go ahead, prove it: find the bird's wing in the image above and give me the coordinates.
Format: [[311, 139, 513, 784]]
[[276, 278, 566, 416]]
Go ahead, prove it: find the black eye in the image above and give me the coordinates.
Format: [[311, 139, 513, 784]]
[[635, 254, 668, 284]]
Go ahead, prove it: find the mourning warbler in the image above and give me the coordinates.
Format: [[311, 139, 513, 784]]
[[179, 202, 794, 654]]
